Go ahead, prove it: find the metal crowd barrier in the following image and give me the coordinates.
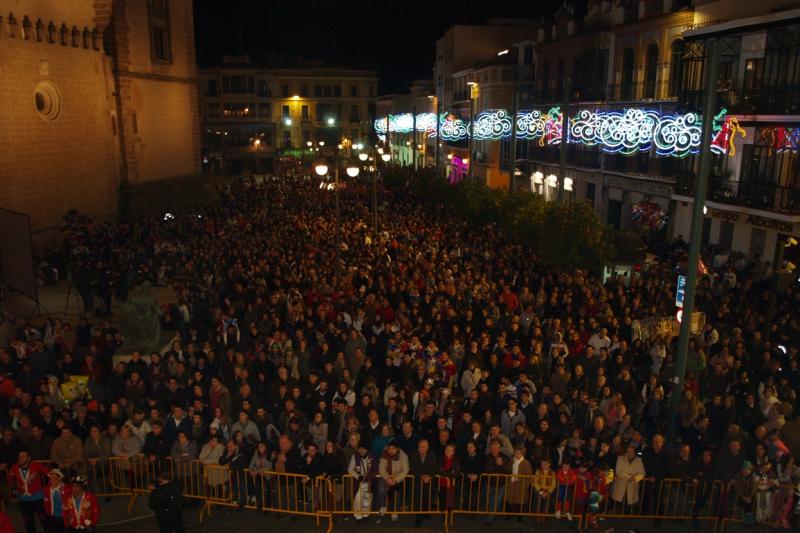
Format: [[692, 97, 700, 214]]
[[321, 474, 449, 531], [450, 475, 730, 530], [593, 477, 725, 529], [8, 459, 786, 532], [720, 480, 796, 531], [451, 473, 580, 525]]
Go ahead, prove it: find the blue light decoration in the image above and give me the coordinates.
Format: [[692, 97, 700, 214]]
[[374, 112, 440, 134], [568, 108, 702, 157], [652, 112, 702, 158], [416, 112, 438, 133], [569, 108, 659, 155], [392, 113, 415, 133], [516, 110, 548, 141], [472, 109, 513, 140], [439, 113, 469, 141], [373, 107, 736, 159]]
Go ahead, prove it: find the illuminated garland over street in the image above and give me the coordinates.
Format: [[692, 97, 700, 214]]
[[472, 109, 513, 139], [439, 113, 469, 141], [373, 112, 444, 134], [570, 108, 659, 155], [374, 107, 742, 159]]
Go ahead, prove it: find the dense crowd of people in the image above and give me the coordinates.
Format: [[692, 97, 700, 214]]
[[1, 175, 800, 530]]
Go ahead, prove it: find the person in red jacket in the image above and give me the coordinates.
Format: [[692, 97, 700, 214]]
[[555, 460, 577, 520], [0, 510, 14, 533], [7, 450, 49, 533], [62, 476, 99, 532], [44, 468, 70, 533], [573, 461, 594, 520]]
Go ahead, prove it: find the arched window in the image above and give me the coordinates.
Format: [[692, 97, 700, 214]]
[[621, 47, 635, 99], [644, 43, 659, 98], [669, 40, 684, 96]]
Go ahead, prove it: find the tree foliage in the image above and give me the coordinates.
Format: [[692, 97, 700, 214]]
[[382, 166, 615, 270]]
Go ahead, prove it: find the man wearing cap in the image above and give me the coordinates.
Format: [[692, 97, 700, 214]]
[[44, 469, 68, 533], [8, 450, 48, 533], [62, 476, 99, 532]]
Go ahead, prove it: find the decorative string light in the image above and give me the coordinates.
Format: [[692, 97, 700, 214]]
[[758, 126, 799, 155], [439, 113, 469, 141], [373, 107, 736, 159], [710, 109, 746, 157], [472, 109, 513, 140]]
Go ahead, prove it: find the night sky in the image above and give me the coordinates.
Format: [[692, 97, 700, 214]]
[[194, 0, 565, 93]]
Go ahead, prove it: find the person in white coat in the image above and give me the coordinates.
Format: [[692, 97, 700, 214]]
[[611, 445, 646, 506]]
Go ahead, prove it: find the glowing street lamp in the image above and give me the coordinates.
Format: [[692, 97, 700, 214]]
[[381, 153, 391, 162], [358, 152, 369, 162], [346, 163, 360, 178], [327, 117, 335, 125], [314, 162, 329, 176]]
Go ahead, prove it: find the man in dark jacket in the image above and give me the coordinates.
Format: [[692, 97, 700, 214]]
[[408, 439, 439, 527], [483, 438, 511, 524], [148, 471, 184, 533], [144, 422, 172, 470], [642, 434, 672, 526]]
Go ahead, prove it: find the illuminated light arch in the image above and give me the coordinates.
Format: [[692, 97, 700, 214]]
[[439, 113, 469, 141], [472, 109, 513, 140], [516, 110, 548, 140], [373, 107, 735, 158], [416, 112, 437, 133], [652, 112, 702, 157], [569, 108, 659, 155]]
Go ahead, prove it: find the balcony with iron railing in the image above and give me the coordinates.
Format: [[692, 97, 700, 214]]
[[675, 174, 800, 215], [608, 80, 678, 102], [683, 81, 800, 116]]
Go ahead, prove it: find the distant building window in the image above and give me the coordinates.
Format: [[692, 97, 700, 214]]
[[301, 85, 308, 97], [225, 76, 249, 94], [257, 79, 271, 97], [324, 86, 332, 97], [283, 130, 292, 147], [350, 85, 358, 97], [223, 103, 254, 117], [281, 85, 289, 97], [148, 0, 171, 63], [282, 105, 290, 118], [333, 85, 342, 97], [350, 105, 359, 122], [302, 129, 310, 144], [302, 105, 309, 120], [524, 46, 534, 66], [207, 79, 218, 97], [208, 103, 220, 118], [314, 85, 322, 97], [258, 103, 270, 117]]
